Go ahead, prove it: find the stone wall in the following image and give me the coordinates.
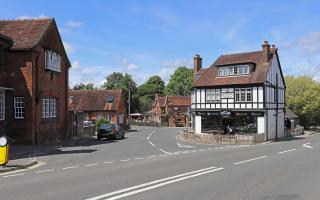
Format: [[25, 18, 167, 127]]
[[177, 131, 266, 145]]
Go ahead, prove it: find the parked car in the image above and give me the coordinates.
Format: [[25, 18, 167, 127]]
[[97, 124, 125, 140]]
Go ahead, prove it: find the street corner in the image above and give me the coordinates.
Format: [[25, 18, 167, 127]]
[[0, 157, 45, 174]]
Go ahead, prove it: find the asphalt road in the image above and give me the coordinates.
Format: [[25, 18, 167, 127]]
[[0, 127, 319, 200]]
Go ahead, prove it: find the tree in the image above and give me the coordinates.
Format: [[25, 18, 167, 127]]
[[166, 66, 193, 96], [73, 82, 95, 90], [101, 72, 138, 112], [285, 76, 320, 127], [137, 75, 165, 112]]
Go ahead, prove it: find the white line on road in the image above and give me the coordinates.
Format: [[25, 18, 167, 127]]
[[278, 149, 296, 154], [148, 141, 156, 147], [3, 173, 25, 178], [303, 143, 313, 149], [176, 143, 194, 148], [234, 156, 268, 165], [85, 166, 222, 200], [159, 148, 171, 155], [133, 157, 144, 160], [103, 161, 115, 164], [62, 166, 79, 170], [85, 163, 99, 167], [148, 155, 158, 158], [119, 159, 131, 162], [35, 169, 55, 173]]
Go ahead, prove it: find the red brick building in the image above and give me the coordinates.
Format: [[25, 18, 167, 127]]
[[0, 19, 71, 144], [69, 90, 127, 129], [151, 94, 191, 127]]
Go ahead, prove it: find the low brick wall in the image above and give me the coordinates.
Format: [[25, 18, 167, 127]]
[[286, 126, 304, 137], [177, 131, 266, 145]]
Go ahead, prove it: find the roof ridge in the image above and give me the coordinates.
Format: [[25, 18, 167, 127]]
[[220, 50, 262, 57], [0, 18, 53, 22]]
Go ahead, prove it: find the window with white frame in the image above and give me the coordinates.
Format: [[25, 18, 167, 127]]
[[14, 97, 25, 119], [0, 91, 4, 120], [206, 89, 221, 103], [42, 98, 57, 119], [235, 88, 252, 102], [45, 50, 61, 72], [217, 64, 250, 77]]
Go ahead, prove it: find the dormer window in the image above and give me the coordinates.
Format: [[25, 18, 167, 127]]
[[217, 64, 250, 77], [45, 50, 61, 72]]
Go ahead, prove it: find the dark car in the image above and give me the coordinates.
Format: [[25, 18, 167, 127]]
[[97, 124, 125, 140]]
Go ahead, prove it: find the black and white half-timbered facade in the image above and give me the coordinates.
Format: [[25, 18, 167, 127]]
[[191, 41, 286, 141]]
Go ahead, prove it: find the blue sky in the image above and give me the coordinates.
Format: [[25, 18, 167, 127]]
[[2, 0, 320, 86]]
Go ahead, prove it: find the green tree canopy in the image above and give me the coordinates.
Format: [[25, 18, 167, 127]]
[[285, 76, 320, 127], [166, 66, 193, 96], [73, 82, 95, 90], [137, 75, 165, 112], [101, 72, 138, 113]]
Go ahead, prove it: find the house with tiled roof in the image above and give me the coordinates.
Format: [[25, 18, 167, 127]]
[[191, 41, 286, 141], [0, 18, 71, 144], [151, 94, 191, 127], [69, 90, 127, 134]]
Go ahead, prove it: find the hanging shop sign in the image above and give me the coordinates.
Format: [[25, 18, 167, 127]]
[[220, 110, 231, 118]]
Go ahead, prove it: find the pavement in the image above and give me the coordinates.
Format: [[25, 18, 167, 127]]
[[0, 126, 319, 200]]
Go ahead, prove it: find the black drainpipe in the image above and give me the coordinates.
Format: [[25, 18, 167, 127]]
[[34, 50, 40, 145]]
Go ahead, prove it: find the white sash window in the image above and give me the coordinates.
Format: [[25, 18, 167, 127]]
[[42, 98, 57, 119], [14, 97, 25, 119], [45, 50, 61, 72]]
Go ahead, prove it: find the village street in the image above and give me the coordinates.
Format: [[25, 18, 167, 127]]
[[0, 127, 319, 200]]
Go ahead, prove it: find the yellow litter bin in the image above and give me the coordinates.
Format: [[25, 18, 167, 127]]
[[0, 136, 9, 166]]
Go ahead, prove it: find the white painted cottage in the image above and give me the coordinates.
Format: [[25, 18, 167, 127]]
[[191, 41, 285, 141]]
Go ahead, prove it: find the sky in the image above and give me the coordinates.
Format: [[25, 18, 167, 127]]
[[1, 0, 320, 86]]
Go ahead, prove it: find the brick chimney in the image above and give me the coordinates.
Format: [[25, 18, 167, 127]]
[[193, 54, 202, 74], [262, 41, 270, 62]]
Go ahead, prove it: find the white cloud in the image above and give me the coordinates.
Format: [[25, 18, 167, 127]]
[[69, 60, 111, 87], [121, 58, 139, 70], [63, 41, 75, 54], [17, 14, 47, 19], [66, 20, 83, 28], [157, 58, 193, 83]]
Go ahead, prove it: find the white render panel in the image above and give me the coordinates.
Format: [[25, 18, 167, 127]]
[[195, 116, 202, 134], [257, 117, 265, 134], [197, 90, 201, 104], [247, 104, 252, 109], [258, 87, 263, 103], [205, 104, 210, 109], [216, 104, 220, 109], [191, 104, 195, 109], [222, 103, 227, 108], [235, 104, 240, 109], [228, 104, 234, 109], [211, 104, 215, 109], [253, 87, 258, 103], [201, 89, 205, 104]]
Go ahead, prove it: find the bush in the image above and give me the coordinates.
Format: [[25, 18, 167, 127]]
[[96, 118, 111, 129]]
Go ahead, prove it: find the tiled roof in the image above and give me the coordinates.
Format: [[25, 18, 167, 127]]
[[194, 50, 276, 87], [167, 96, 191, 106], [0, 18, 53, 50], [69, 90, 123, 112], [285, 109, 299, 119]]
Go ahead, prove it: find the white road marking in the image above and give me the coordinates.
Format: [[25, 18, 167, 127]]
[[134, 157, 144, 160], [176, 143, 194, 148], [85, 163, 99, 167], [234, 156, 268, 165], [103, 161, 115, 164], [119, 159, 131, 162], [62, 166, 79, 170], [303, 143, 313, 149], [35, 169, 55, 173], [278, 149, 296, 154], [3, 173, 25, 178], [104, 168, 224, 200], [159, 148, 171, 155], [149, 141, 156, 147], [199, 149, 206, 152], [148, 155, 158, 158], [85, 166, 222, 200], [147, 131, 154, 141]]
